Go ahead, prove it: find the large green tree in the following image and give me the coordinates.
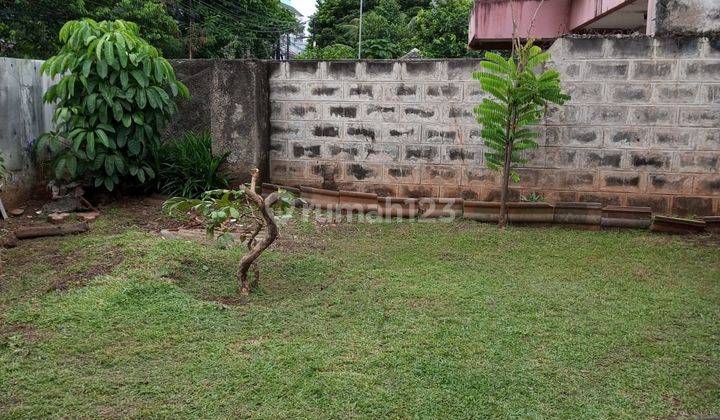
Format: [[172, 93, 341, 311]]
[[412, 0, 474, 58], [0, 0, 182, 59]]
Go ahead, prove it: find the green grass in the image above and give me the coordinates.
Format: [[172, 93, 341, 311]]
[[1, 206, 719, 418]]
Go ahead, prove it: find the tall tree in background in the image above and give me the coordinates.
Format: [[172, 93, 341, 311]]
[[0, 0, 300, 59], [412, 0, 474, 58]]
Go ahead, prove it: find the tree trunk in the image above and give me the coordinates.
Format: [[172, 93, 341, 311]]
[[236, 170, 279, 295], [498, 139, 513, 229]]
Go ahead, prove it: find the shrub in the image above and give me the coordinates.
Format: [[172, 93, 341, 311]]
[[37, 19, 189, 192], [473, 40, 569, 228], [155, 131, 231, 199]]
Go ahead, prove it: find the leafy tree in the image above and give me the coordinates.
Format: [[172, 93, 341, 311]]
[[0, 0, 182, 59], [412, 0, 475, 58], [36, 19, 190, 191], [296, 43, 355, 59], [164, 169, 296, 295], [473, 40, 569, 229], [309, 0, 380, 49]]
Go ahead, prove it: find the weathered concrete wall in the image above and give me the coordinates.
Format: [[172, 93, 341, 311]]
[[268, 37, 720, 216], [169, 60, 270, 183], [654, 0, 720, 36], [0, 58, 55, 209]]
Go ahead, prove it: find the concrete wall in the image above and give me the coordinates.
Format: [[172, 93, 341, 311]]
[[654, 0, 720, 36], [267, 36, 720, 216], [0, 58, 55, 209], [168, 59, 270, 183]]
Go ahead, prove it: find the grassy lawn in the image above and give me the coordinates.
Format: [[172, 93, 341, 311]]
[[1, 201, 719, 418]]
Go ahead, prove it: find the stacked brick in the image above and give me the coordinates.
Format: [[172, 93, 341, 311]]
[[268, 36, 720, 216]]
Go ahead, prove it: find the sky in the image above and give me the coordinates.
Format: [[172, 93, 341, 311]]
[[288, 0, 317, 19]]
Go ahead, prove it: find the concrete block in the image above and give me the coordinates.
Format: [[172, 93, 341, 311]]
[[564, 38, 605, 58], [419, 197, 464, 219], [609, 84, 652, 103], [269, 82, 305, 100], [267, 61, 286, 79], [400, 105, 439, 122], [679, 107, 720, 128], [554, 202, 602, 225], [363, 104, 398, 122], [705, 84, 720, 103], [607, 37, 653, 58], [463, 81, 488, 102], [270, 160, 307, 180], [676, 152, 719, 172], [270, 122, 304, 140], [308, 123, 341, 140], [631, 61, 676, 80], [545, 148, 578, 169], [655, 37, 701, 58], [521, 148, 546, 168], [654, 84, 699, 104], [445, 105, 476, 124], [580, 150, 623, 169], [601, 205, 652, 229], [672, 196, 713, 217], [324, 104, 359, 120], [269, 139, 287, 158], [308, 163, 341, 188], [554, 127, 602, 147], [447, 59, 481, 80], [564, 82, 603, 103], [288, 61, 320, 79], [652, 129, 694, 149], [364, 184, 398, 197], [421, 165, 461, 185], [647, 173, 693, 193], [442, 146, 483, 165], [628, 152, 671, 170], [554, 61, 582, 81], [586, 106, 627, 125], [362, 61, 400, 80], [578, 192, 623, 206], [565, 171, 596, 189], [423, 125, 460, 143], [344, 122, 379, 142], [401, 61, 441, 80], [385, 164, 420, 183], [705, 38, 720, 58], [325, 61, 357, 80], [364, 143, 401, 162], [404, 145, 440, 163], [381, 123, 420, 143], [463, 167, 497, 186], [344, 163, 383, 182], [626, 194, 670, 214], [383, 83, 422, 102], [327, 143, 362, 161], [693, 175, 720, 194], [696, 129, 720, 150], [585, 62, 629, 80], [399, 185, 438, 198], [286, 102, 321, 120], [291, 142, 323, 159], [605, 128, 648, 148], [629, 106, 677, 126], [307, 83, 343, 100], [600, 171, 642, 192], [344, 83, 380, 101], [545, 104, 584, 125], [681, 60, 720, 81], [465, 127, 484, 144], [440, 186, 482, 201], [425, 83, 462, 102]]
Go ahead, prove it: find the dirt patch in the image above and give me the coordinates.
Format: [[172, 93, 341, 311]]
[[48, 245, 125, 292], [0, 322, 41, 342]]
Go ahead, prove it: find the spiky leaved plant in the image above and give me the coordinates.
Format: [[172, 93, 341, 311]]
[[473, 40, 569, 229]]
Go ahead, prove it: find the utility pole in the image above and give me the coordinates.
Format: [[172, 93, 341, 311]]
[[357, 0, 363, 59], [188, 0, 194, 59], [286, 33, 290, 59]]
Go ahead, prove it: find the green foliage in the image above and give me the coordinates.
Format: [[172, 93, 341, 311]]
[[520, 192, 545, 202], [0, 0, 183, 59], [154, 131, 231, 199], [36, 19, 190, 192], [473, 41, 569, 184], [296, 44, 356, 60], [412, 0, 475, 58], [163, 188, 296, 243]]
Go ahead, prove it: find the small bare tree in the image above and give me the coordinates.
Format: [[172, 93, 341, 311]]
[[164, 169, 295, 294]]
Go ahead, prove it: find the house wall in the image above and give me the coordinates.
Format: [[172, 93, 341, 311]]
[[267, 37, 720, 216], [0, 58, 55, 210]]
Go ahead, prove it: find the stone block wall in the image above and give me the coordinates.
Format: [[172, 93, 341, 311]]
[[0, 58, 56, 209], [268, 36, 720, 216]]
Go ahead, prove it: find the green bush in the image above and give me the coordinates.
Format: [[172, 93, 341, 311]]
[[37, 19, 189, 191], [296, 44, 355, 60], [154, 131, 231, 199]]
